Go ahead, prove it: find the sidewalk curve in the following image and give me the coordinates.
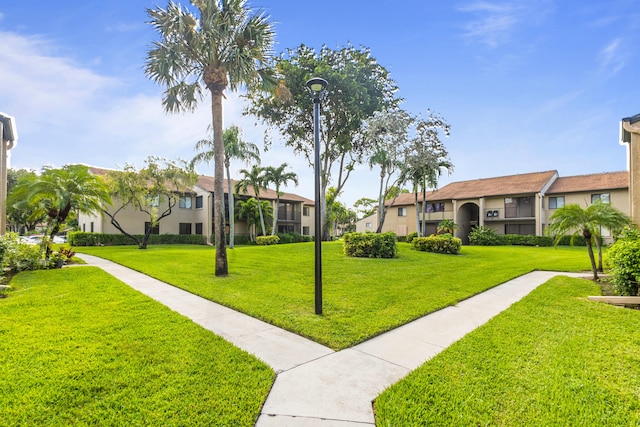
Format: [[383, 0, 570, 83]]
[[77, 253, 586, 426]]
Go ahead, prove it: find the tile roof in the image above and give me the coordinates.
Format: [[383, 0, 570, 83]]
[[546, 171, 628, 194], [388, 170, 558, 206], [196, 175, 313, 204], [88, 166, 313, 204]]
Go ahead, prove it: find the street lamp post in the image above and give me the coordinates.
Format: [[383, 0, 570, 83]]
[[305, 77, 328, 315]]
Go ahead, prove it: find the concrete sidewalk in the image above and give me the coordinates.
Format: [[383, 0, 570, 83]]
[[78, 253, 586, 426]]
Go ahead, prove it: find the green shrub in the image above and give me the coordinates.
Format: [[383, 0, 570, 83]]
[[0, 233, 43, 272], [554, 234, 602, 246], [69, 232, 207, 246], [406, 232, 418, 243], [343, 232, 398, 258], [607, 227, 640, 296], [256, 235, 280, 245], [469, 226, 505, 246], [413, 234, 462, 255], [504, 234, 553, 246]]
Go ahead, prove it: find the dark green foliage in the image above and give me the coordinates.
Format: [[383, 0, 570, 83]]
[[607, 227, 640, 296], [504, 234, 553, 246], [343, 232, 398, 258], [256, 235, 280, 245], [555, 234, 595, 246], [276, 232, 312, 244], [469, 226, 503, 246], [469, 227, 553, 246], [413, 234, 462, 254], [405, 232, 418, 243], [69, 232, 206, 246]]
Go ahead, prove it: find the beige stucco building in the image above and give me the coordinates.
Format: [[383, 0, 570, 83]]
[[79, 167, 315, 242], [621, 113, 640, 226], [356, 170, 629, 244]]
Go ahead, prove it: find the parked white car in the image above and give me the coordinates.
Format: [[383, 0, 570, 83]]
[[20, 234, 44, 244]]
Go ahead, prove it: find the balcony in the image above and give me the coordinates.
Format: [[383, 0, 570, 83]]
[[485, 207, 534, 220]]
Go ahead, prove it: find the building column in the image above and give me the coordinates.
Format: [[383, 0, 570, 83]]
[[622, 117, 640, 226], [479, 197, 485, 227]]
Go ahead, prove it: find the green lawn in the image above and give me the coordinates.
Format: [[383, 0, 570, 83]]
[[76, 242, 590, 349], [374, 276, 640, 426], [0, 267, 273, 427]]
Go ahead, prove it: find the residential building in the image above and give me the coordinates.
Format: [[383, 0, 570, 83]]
[[78, 167, 315, 242], [356, 170, 629, 244], [621, 113, 640, 225]]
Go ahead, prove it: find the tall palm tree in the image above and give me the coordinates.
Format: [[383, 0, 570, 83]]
[[263, 163, 298, 235], [235, 165, 268, 236], [145, 0, 275, 276], [192, 126, 260, 248], [547, 201, 630, 280]]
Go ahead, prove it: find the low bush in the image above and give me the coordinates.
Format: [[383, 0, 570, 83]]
[[69, 232, 207, 246], [413, 234, 462, 255], [256, 235, 280, 245], [607, 227, 640, 296], [276, 232, 312, 244], [554, 234, 602, 246], [343, 232, 398, 258], [1, 236, 42, 272], [406, 232, 418, 243], [469, 226, 504, 246], [504, 234, 553, 246]]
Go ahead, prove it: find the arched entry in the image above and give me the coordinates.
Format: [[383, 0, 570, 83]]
[[457, 202, 480, 245]]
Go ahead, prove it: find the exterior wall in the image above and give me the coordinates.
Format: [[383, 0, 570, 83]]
[[481, 194, 539, 236], [627, 126, 640, 225], [542, 188, 629, 243], [367, 201, 454, 236], [301, 204, 315, 236]]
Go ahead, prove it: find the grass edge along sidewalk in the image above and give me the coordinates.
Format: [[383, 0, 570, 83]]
[[0, 267, 274, 427], [375, 276, 640, 426], [76, 242, 591, 350]]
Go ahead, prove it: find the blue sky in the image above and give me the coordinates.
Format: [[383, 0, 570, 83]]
[[1, 0, 638, 207]]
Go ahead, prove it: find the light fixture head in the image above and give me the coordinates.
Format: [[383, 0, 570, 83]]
[[305, 77, 328, 101]]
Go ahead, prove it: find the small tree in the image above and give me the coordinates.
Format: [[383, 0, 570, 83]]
[[10, 165, 111, 257], [103, 157, 198, 249], [437, 219, 458, 235], [547, 201, 630, 280]]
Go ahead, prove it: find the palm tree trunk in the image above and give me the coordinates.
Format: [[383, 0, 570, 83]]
[[257, 196, 266, 236], [211, 91, 228, 276], [271, 196, 279, 236], [584, 231, 598, 280], [226, 164, 235, 249], [595, 236, 604, 272]]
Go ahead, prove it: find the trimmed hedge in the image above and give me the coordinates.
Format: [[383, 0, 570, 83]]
[[412, 234, 462, 255], [256, 235, 280, 246], [69, 232, 207, 246], [276, 232, 313, 244], [406, 232, 418, 244], [343, 232, 398, 259], [469, 227, 553, 246]]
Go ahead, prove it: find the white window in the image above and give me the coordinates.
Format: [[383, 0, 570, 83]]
[[591, 193, 610, 204], [365, 222, 372, 228], [548, 196, 564, 209], [398, 207, 407, 217], [179, 195, 192, 209]]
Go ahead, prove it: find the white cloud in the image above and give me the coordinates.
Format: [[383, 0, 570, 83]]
[[599, 38, 626, 76], [0, 29, 316, 199], [458, 0, 553, 48]]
